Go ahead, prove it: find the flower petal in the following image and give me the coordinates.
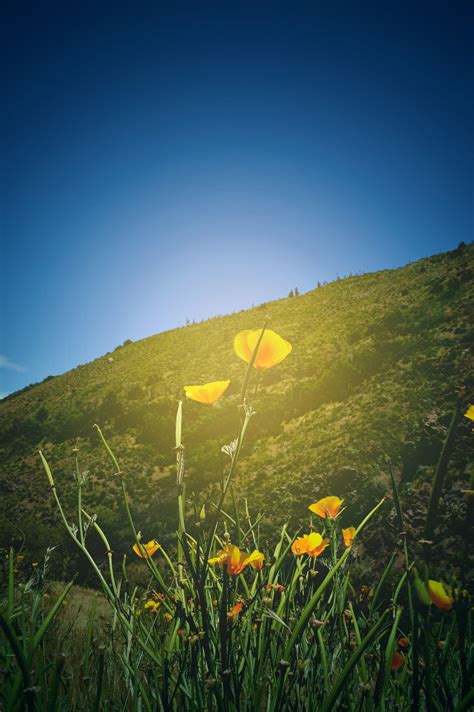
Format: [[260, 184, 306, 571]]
[[391, 652, 405, 670], [428, 580, 453, 611], [342, 527, 356, 547], [233, 330, 254, 364], [184, 380, 230, 405], [246, 329, 292, 369], [133, 539, 160, 558], [464, 404, 474, 422], [308, 496, 344, 519], [244, 550, 265, 571]]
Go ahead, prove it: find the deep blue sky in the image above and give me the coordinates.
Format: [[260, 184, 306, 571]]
[[2, 1, 473, 396]]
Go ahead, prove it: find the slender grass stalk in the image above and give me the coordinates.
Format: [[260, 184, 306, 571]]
[[47, 654, 65, 712], [93, 646, 105, 712], [423, 399, 463, 548], [320, 608, 391, 712]]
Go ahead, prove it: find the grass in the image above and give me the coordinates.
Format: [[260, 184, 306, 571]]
[[1, 322, 473, 710]]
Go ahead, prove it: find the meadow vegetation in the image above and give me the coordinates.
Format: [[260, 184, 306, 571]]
[[1, 245, 473, 709]]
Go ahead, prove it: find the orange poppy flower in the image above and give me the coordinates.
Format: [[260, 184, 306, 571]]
[[227, 600, 244, 620], [234, 329, 292, 369], [309, 496, 344, 519], [208, 544, 264, 576], [291, 532, 330, 558], [391, 652, 405, 670], [398, 637, 410, 649], [133, 539, 160, 558], [342, 527, 356, 547], [184, 380, 230, 405], [428, 580, 453, 611]]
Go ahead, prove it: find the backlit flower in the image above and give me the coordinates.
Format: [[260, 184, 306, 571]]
[[184, 380, 230, 405], [428, 580, 453, 611], [342, 527, 356, 547], [234, 329, 292, 369], [391, 652, 405, 670], [291, 532, 330, 558], [208, 543, 264, 576], [309, 496, 344, 519], [133, 539, 160, 558], [464, 405, 474, 421]]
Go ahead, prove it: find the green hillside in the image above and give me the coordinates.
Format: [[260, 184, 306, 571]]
[[1, 245, 473, 580]]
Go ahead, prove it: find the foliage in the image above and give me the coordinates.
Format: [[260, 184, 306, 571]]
[[1, 338, 473, 710]]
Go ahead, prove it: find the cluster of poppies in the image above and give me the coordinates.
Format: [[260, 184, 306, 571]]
[[131, 325, 459, 627], [292, 496, 356, 558]]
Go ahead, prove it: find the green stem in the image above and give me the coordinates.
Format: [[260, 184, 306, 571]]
[[423, 399, 463, 548]]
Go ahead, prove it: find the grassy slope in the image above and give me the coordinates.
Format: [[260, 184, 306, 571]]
[[1, 245, 473, 580]]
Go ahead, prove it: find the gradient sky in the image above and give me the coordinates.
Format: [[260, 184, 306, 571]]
[[2, 1, 473, 397]]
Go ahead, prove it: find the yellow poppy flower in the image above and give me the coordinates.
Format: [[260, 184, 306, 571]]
[[133, 539, 160, 558], [184, 380, 230, 405], [428, 580, 453, 611], [342, 527, 356, 547], [208, 543, 264, 576], [309, 496, 344, 519], [144, 599, 160, 613], [234, 329, 292, 369], [163, 612, 173, 623], [464, 405, 474, 421], [291, 532, 330, 558]]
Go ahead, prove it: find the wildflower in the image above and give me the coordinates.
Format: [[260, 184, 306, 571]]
[[163, 612, 173, 623], [208, 543, 264, 576], [227, 600, 244, 620], [342, 527, 356, 547], [308, 496, 344, 519], [399, 637, 410, 649], [184, 380, 230, 405], [234, 329, 292, 369], [144, 599, 160, 614], [391, 652, 405, 670], [133, 539, 160, 558], [428, 580, 453, 611], [32, 562, 39, 568], [291, 532, 330, 558], [464, 404, 474, 421]]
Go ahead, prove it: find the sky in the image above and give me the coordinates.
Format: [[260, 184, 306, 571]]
[[1, 1, 473, 397]]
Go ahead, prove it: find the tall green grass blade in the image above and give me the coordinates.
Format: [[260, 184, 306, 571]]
[[320, 608, 391, 712], [33, 581, 73, 653]]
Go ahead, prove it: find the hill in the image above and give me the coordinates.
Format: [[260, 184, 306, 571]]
[[1, 244, 473, 581]]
